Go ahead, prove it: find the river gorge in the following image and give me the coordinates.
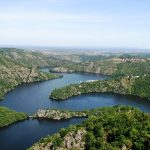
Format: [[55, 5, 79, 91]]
[[0, 69, 150, 150]]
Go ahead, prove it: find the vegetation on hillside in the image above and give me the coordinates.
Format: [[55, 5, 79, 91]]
[[0, 49, 150, 149], [0, 48, 62, 100], [0, 107, 28, 128], [50, 75, 150, 100], [29, 106, 150, 150], [113, 62, 150, 78], [50, 56, 150, 77]]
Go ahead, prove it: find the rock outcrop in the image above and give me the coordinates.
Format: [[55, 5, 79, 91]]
[[57, 129, 86, 150], [29, 106, 150, 150], [50, 67, 74, 73], [33, 109, 87, 120], [30, 129, 86, 150]]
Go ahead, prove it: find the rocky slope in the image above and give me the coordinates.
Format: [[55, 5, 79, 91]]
[[33, 109, 87, 120], [50, 58, 150, 77], [0, 49, 61, 100], [0, 62, 60, 100], [29, 106, 150, 150], [50, 67, 74, 73], [30, 128, 86, 150]]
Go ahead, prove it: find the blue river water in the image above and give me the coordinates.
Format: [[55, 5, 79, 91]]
[[0, 69, 150, 150]]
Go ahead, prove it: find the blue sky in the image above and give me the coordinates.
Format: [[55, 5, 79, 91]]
[[0, 0, 150, 49]]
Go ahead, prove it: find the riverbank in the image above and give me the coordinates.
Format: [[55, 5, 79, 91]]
[[0, 71, 61, 101], [50, 75, 150, 101], [0, 107, 28, 128], [0, 67, 62, 101], [50, 59, 150, 77], [29, 105, 150, 150], [0, 49, 64, 100]]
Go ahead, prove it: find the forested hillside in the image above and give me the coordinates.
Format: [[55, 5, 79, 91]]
[[0, 107, 27, 127], [0, 48, 61, 100], [1, 48, 150, 149], [50, 57, 150, 77], [30, 106, 150, 150], [50, 75, 150, 100]]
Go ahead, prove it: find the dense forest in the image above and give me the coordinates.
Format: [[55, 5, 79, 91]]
[[50, 75, 150, 100], [0, 107, 27, 127], [0, 48, 150, 150], [29, 106, 150, 150]]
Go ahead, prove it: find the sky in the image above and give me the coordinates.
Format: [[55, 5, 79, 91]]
[[0, 0, 150, 49]]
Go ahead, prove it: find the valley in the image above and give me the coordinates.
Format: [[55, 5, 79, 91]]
[[0, 48, 150, 150]]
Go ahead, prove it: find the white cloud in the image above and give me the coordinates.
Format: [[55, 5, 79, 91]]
[[0, 11, 110, 23], [0, 0, 150, 48]]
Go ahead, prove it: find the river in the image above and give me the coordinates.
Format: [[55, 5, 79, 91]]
[[0, 69, 150, 150]]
